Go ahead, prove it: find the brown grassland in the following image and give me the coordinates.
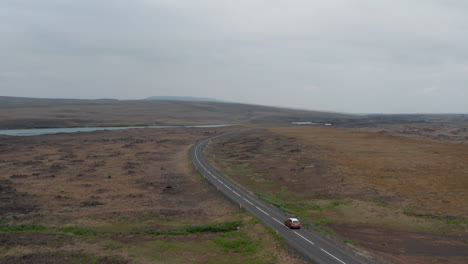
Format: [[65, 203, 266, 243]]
[[349, 122, 468, 144], [205, 125, 468, 264], [0, 127, 306, 264]]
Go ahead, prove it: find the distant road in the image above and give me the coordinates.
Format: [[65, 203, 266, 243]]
[[190, 131, 366, 264]]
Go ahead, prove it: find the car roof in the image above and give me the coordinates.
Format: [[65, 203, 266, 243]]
[[289, 218, 299, 222]]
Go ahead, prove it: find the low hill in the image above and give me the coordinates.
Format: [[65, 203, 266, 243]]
[[0, 96, 358, 129], [145, 96, 224, 102]]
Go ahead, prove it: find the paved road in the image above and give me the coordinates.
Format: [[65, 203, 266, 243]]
[[190, 131, 366, 264]]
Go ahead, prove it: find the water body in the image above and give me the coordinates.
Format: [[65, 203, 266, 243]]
[[0, 125, 231, 136]]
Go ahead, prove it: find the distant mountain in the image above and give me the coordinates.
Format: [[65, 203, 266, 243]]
[[145, 96, 224, 102]]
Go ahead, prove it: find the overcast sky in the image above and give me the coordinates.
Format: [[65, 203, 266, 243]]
[[1, 0, 467, 113]]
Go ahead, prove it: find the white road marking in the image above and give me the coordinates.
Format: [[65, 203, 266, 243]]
[[194, 147, 224, 187], [225, 185, 232, 190], [194, 148, 209, 172], [243, 198, 254, 205], [233, 191, 241, 197], [272, 218, 283, 225], [255, 206, 270, 216], [320, 248, 346, 264], [293, 231, 315, 245]]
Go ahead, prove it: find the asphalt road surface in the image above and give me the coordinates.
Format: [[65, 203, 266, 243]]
[[190, 131, 367, 264]]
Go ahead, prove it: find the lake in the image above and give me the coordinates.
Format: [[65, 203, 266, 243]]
[[0, 125, 231, 136]]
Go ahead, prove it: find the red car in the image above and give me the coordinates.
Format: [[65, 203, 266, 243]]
[[285, 218, 301, 229]]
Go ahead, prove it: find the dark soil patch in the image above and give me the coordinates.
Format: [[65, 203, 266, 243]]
[[0, 233, 73, 247], [0, 180, 37, 217], [0, 251, 129, 264], [80, 201, 105, 207]]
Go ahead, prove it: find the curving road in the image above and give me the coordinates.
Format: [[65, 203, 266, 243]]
[[190, 131, 366, 264]]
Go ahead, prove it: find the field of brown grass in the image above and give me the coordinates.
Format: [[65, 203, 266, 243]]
[[0, 127, 306, 264], [349, 122, 468, 144], [205, 125, 468, 264], [269, 126, 468, 216]]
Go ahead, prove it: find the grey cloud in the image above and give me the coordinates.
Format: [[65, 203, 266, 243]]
[[0, 0, 467, 113]]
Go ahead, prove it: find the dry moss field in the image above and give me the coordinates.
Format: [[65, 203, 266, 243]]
[[0, 126, 306, 264], [205, 125, 468, 264]]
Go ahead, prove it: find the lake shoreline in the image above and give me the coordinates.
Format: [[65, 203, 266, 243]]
[[0, 124, 232, 136]]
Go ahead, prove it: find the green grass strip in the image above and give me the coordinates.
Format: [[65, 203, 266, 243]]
[[145, 220, 242, 235]]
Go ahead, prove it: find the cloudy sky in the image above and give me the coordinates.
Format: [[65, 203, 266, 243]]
[[1, 0, 467, 113]]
